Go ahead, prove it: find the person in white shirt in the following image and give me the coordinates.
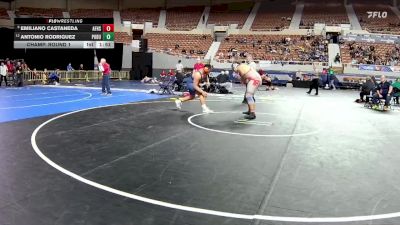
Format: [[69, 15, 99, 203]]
[[175, 60, 184, 74], [0, 62, 8, 87]]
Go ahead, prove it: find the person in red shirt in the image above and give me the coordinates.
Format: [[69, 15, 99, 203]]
[[193, 58, 205, 71], [168, 69, 175, 76], [160, 70, 167, 81], [98, 58, 112, 95], [6, 61, 14, 82]]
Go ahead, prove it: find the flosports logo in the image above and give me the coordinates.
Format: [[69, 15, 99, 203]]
[[367, 11, 388, 19]]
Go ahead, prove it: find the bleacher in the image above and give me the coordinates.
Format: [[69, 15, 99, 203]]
[[251, 2, 294, 31], [301, 3, 349, 28], [166, 6, 203, 31], [340, 41, 400, 65], [207, 2, 253, 28], [217, 35, 328, 62], [120, 8, 160, 26], [115, 32, 132, 44], [16, 7, 63, 18], [0, 8, 9, 19], [69, 9, 113, 18], [353, 4, 400, 34], [145, 33, 213, 58]]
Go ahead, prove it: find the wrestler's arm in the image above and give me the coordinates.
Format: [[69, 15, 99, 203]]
[[193, 72, 206, 94]]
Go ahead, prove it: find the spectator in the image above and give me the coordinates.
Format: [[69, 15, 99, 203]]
[[357, 77, 375, 102], [79, 64, 84, 71], [372, 75, 393, 111], [15, 61, 23, 87], [307, 74, 320, 95], [48, 69, 60, 85], [98, 58, 112, 96], [168, 69, 175, 76], [216, 71, 232, 93], [328, 67, 336, 90], [31, 68, 38, 84], [160, 70, 167, 80], [67, 63, 74, 71], [6, 60, 14, 82], [175, 60, 184, 75], [334, 53, 341, 63], [0, 61, 8, 87], [391, 77, 400, 104]]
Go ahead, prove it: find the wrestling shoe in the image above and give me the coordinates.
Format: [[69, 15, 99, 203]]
[[244, 112, 256, 120], [202, 107, 214, 114], [175, 99, 182, 110], [242, 111, 250, 115]]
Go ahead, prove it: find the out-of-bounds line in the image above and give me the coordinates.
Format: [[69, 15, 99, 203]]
[[3, 91, 68, 98], [0, 91, 92, 109], [14, 93, 92, 102], [31, 84, 230, 97], [30, 101, 400, 223]]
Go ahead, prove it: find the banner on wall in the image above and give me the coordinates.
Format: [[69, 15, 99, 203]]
[[359, 64, 395, 72]]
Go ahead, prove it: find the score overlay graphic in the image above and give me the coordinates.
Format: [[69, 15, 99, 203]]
[[14, 18, 115, 49]]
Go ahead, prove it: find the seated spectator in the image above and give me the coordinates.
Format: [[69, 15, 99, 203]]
[[391, 77, 400, 104], [357, 76, 376, 103], [48, 69, 60, 85], [372, 75, 393, 110], [215, 71, 232, 93], [168, 69, 175, 76], [334, 53, 341, 63], [160, 70, 167, 80]]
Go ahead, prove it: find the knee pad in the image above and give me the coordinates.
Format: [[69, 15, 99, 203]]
[[246, 95, 255, 104]]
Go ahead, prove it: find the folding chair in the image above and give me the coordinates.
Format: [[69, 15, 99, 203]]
[[158, 76, 176, 95]]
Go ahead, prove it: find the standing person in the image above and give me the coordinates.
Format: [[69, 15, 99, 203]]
[[67, 63, 74, 71], [328, 67, 336, 90], [6, 60, 14, 84], [174, 65, 213, 113], [234, 63, 262, 120], [98, 58, 112, 96], [307, 73, 320, 95], [0, 62, 8, 87], [175, 60, 184, 75], [15, 61, 23, 87]]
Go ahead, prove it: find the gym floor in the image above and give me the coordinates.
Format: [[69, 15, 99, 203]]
[[1, 84, 400, 225]]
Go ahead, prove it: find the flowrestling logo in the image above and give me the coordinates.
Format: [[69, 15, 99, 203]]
[[367, 11, 388, 19]]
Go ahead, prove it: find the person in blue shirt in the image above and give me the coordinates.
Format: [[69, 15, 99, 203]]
[[372, 75, 393, 110], [48, 69, 60, 85], [67, 63, 74, 71]]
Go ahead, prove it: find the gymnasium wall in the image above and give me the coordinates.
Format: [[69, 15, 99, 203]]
[[68, 0, 118, 10], [121, 0, 164, 8], [0, 1, 10, 8], [13, 0, 67, 9], [11, 0, 259, 9]]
